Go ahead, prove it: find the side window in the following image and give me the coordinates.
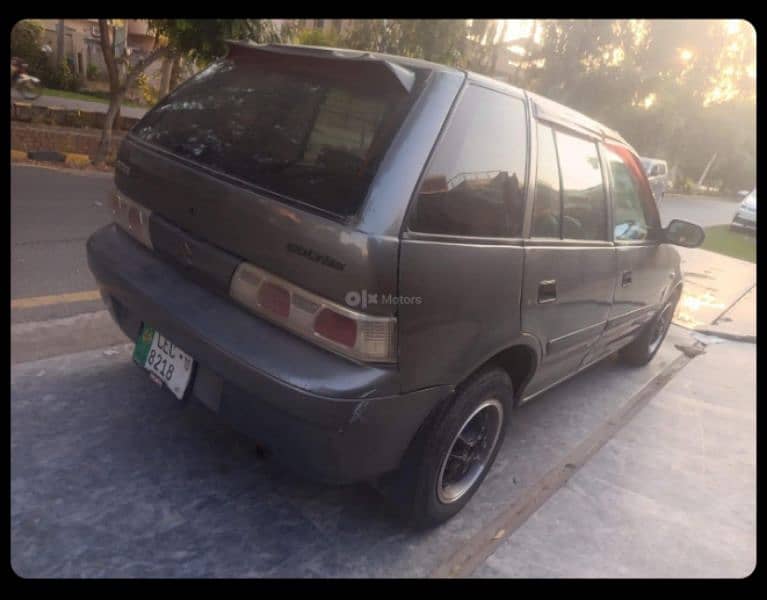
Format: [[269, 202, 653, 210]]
[[531, 124, 561, 238], [603, 146, 661, 240], [555, 132, 607, 240], [409, 85, 527, 237], [607, 149, 650, 241]]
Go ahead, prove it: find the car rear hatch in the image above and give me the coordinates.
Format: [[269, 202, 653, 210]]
[[114, 43, 427, 331]]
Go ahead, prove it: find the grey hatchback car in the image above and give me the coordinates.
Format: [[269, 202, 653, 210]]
[[87, 42, 705, 527]]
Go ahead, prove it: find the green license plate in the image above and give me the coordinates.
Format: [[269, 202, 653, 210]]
[[133, 325, 195, 400]]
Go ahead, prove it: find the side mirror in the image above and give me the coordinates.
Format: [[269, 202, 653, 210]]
[[664, 219, 705, 248]]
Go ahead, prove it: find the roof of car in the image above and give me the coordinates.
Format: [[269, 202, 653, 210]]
[[227, 41, 462, 74], [226, 41, 634, 150]]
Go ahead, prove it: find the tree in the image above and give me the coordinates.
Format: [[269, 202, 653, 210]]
[[93, 19, 170, 166], [94, 19, 280, 166], [341, 20, 469, 66], [294, 27, 340, 47], [508, 19, 755, 191], [149, 19, 280, 68]]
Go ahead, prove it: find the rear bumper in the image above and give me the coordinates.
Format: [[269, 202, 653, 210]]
[[86, 225, 449, 483]]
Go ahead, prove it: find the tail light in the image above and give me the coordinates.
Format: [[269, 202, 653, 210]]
[[110, 190, 153, 249], [230, 262, 397, 363], [258, 281, 291, 318], [314, 309, 357, 347]]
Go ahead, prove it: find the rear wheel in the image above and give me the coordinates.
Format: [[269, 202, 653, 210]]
[[619, 292, 679, 367], [378, 368, 513, 528]]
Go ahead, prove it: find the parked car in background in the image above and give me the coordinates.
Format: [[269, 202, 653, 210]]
[[87, 43, 705, 527], [731, 188, 756, 232], [640, 157, 669, 202]]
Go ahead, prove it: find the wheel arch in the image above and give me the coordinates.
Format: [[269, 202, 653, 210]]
[[451, 334, 540, 408], [479, 341, 539, 406]]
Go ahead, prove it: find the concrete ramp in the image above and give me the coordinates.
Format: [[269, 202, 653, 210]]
[[673, 246, 756, 330]]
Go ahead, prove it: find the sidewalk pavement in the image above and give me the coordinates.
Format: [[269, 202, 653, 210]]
[[476, 328, 756, 578], [476, 264, 757, 578], [698, 286, 756, 342], [673, 246, 756, 333], [10, 90, 148, 120]]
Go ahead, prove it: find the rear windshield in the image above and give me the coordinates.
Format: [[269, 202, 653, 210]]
[[132, 57, 416, 217]]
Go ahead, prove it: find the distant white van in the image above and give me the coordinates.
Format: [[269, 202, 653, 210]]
[[640, 157, 669, 202]]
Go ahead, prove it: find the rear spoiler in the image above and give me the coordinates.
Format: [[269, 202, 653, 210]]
[[224, 41, 416, 94]]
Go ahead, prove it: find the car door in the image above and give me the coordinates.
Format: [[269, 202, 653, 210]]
[[589, 144, 676, 361], [398, 83, 530, 392], [521, 123, 616, 400]]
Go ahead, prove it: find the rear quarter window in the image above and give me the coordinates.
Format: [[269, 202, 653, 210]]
[[408, 84, 528, 237]]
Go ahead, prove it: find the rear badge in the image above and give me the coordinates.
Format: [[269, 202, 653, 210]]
[[286, 243, 346, 271]]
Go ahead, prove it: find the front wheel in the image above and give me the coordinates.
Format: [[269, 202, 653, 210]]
[[18, 80, 42, 100], [619, 292, 679, 367], [378, 368, 513, 528]]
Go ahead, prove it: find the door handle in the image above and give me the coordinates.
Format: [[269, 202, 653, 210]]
[[621, 270, 633, 287], [538, 279, 557, 303]]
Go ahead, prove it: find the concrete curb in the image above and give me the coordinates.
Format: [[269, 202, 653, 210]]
[[12, 149, 94, 169], [693, 328, 756, 344], [11, 100, 141, 131], [11, 310, 128, 364]]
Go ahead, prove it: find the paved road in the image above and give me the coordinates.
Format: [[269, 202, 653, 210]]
[[11, 89, 148, 120], [11, 164, 113, 323], [10, 327, 685, 577], [658, 193, 739, 229]]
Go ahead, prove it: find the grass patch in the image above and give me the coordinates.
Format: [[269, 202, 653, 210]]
[[41, 88, 144, 109], [701, 224, 756, 263]]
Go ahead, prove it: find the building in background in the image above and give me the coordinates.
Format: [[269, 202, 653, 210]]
[[35, 19, 160, 82], [37, 19, 110, 79]]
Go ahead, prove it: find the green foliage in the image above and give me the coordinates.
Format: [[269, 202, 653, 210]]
[[340, 20, 468, 66], [86, 63, 100, 80], [148, 19, 280, 67], [136, 72, 158, 106], [701, 225, 755, 263], [508, 19, 756, 191], [294, 28, 340, 47], [47, 61, 79, 92]]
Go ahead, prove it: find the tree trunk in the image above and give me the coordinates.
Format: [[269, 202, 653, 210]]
[[56, 20, 66, 65], [94, 20, 120, 167], [94, 19, 168, 166], [489, 20, 508, 77], [95, 91, 124, 166], [159, 55, 173, 97], [698, 152, 718, 187], [168, 54, 182, 91]]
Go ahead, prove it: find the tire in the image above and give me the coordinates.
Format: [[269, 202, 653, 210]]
[[619, 292, 679, 367], [378, 368, 513, 528]]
